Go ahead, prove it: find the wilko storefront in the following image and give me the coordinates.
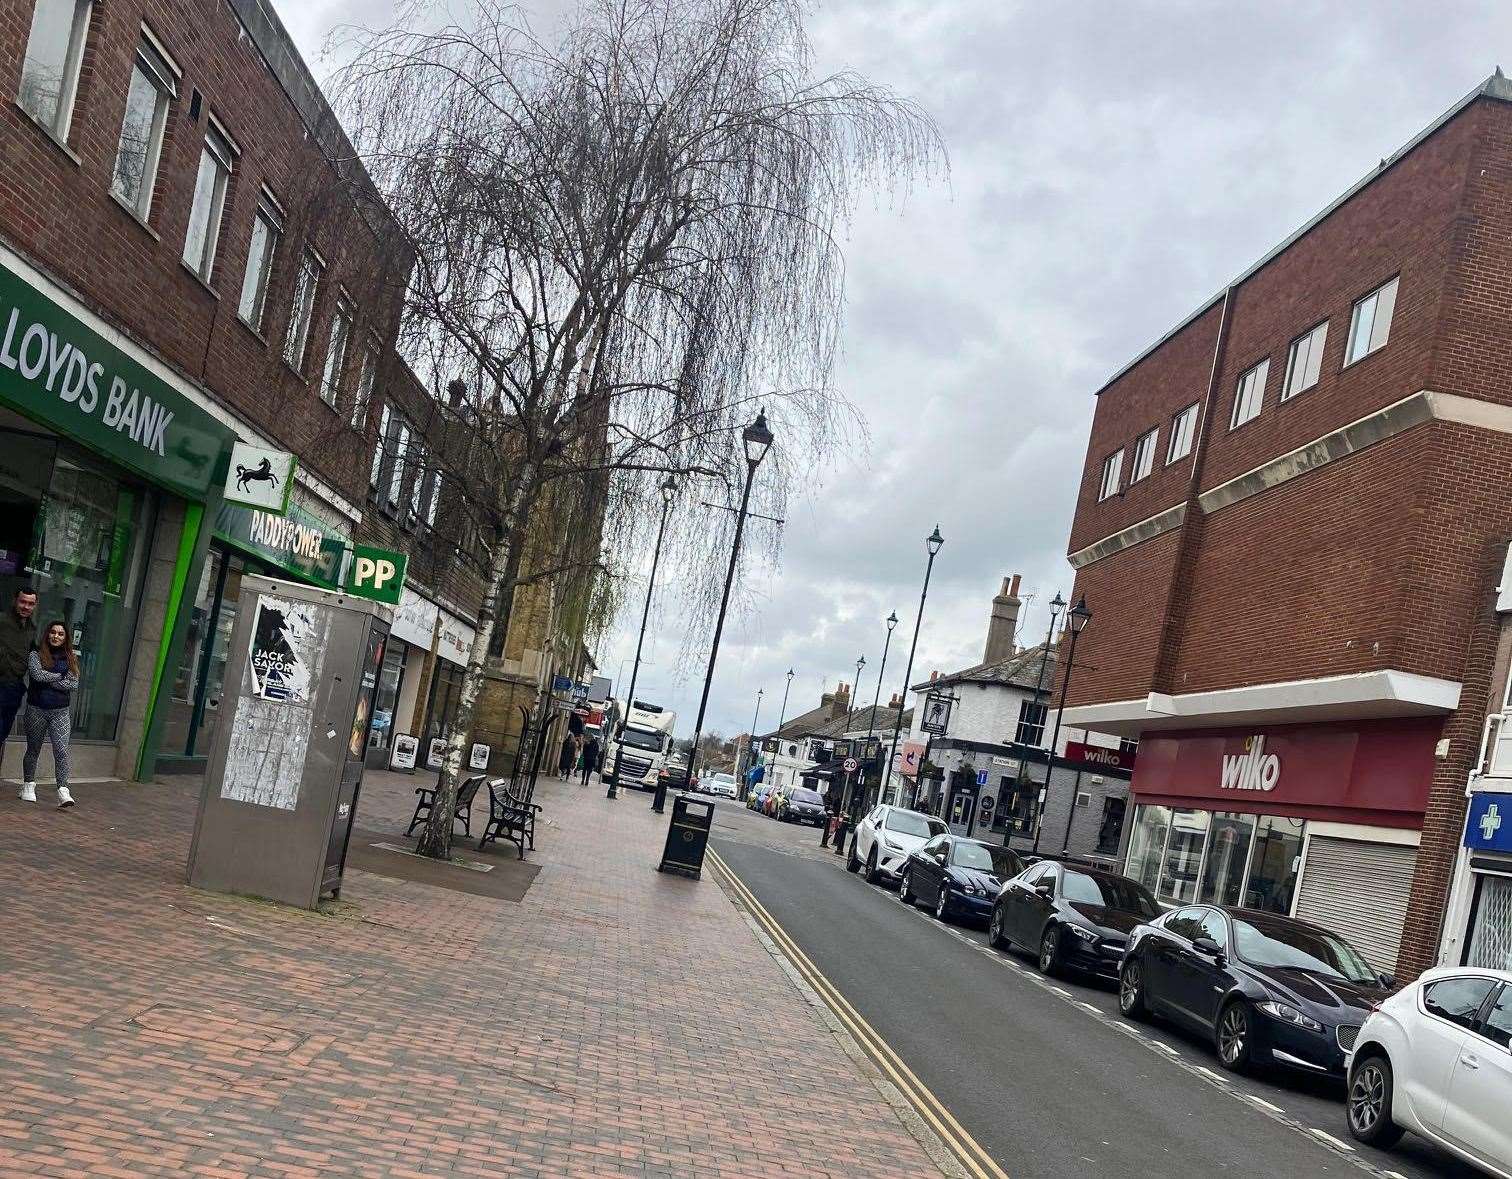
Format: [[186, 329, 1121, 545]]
[[1122, 718, 1440, 974]]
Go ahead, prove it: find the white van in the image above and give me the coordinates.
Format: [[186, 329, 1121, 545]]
[[601, 700, 678, 790]]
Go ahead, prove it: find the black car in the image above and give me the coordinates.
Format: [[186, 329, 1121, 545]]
[[1119, 904, 1392, 1076], [900, 834, 1023, 925], [990, 860, 1162, 980], [778, 787, 828, 826]]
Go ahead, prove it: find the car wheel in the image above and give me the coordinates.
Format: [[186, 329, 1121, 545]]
[[1119, 957, 1148, 1020], [1216, 1000, 1254, 1072], [846, 838, 861, 873], [865, 848, 880, 885], [1037, 925, 1062, 976], [988, 904, 1009, 950], [1347, 1054, 1405, 1148], [934, 886, 952, 924], [900, 870, 916, 906]]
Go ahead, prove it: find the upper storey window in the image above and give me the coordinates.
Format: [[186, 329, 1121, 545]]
[[1231, 359, 1269, 430], [1345, 277, 1398, 366]]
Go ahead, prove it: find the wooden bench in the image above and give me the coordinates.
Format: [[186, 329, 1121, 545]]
[[478, 776, 541, 859], [406, 774, 485, 838]]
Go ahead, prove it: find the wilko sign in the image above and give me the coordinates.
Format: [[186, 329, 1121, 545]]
[[1219, 736, 1281, 792], [1064, 740, 1135, 772]]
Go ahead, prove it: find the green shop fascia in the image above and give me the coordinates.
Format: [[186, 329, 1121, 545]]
[[0, 252, 351, 780]]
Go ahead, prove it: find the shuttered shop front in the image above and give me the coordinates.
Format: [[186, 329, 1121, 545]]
[[1292, 836, 1418, 973]]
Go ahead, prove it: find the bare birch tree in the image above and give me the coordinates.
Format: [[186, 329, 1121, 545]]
[[336, 0, 944, 858]]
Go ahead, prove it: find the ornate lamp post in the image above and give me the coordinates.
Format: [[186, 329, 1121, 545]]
[[742, 687, 764, 789], [1009, 592, 1063, 843], [885, 527, 944, 808], [760, 668, 795, 800], [1032, 595, 1091, 853], [607, 476, 677, 799], [674, 411, 775, 814]]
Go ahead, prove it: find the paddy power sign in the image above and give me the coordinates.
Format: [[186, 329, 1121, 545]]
[[0, 256, 232, 499]]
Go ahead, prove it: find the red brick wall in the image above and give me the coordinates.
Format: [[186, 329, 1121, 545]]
[[0, 0, 406, 503]]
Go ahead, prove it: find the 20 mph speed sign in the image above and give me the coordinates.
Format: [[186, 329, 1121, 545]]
[[843, 757, 859, 773]]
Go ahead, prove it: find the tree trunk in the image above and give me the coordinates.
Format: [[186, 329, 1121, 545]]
[[414, 468, 537, 858]]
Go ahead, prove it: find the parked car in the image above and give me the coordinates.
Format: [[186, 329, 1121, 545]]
[[990, 860, 1161, 979], [778, 787, 827, 825], [1346, 967, 1512, 1177], [702, 773, 739, 799], [658, 759, 691, 791], [1119, 905, 1390, 1076], [901, 835, 1023, 924], [848, 804, 947, 884], [763, 785, 787, 817], [748, 782, 775, 812]]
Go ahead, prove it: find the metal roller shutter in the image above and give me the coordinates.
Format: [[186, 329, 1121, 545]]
[[1293, 835, 1417, 974]]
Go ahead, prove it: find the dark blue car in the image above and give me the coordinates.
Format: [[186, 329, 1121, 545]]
[[900, 834, 1023, 925]]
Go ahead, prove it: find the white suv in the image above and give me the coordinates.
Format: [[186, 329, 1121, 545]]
[[848, 805, 946, 884]]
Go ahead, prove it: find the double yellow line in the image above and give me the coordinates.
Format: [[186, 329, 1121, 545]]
[[706, 849, 1009, 1179]]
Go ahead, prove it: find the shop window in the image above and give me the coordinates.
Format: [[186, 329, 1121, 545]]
[[367, 643, 406, 761], [1466, 874, 1512, 971], [183, 121, 235, 282], [18, 0, 93, 140], [283, 248, 324, 373], [1243, 815, 1304, 914], [112, 33, 178, 221], [1123, 804, 1170, 894], [0, 432, 155, 742], [238, 192, 283, 332], [1198, 812, 1255, 907], [1158, 809, 1210, 905], [1014, 698, 1047, 746], [424, 661, 464, 748]]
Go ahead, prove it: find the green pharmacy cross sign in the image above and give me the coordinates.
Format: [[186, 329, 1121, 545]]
[[344, 544, 407, 605]]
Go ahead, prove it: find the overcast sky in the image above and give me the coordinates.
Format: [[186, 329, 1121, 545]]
[[285, 1, 1512, 739]]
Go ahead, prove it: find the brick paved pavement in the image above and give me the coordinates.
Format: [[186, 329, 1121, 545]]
[[0, 767, 948, 1178]]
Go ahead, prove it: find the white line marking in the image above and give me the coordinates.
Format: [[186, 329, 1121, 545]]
[[1048, 985, 1071, 997], [1077, 1002, 1101, 1014], [1193, 1066, 1227, 1084], [1245, 1095, 1284, 1114], [1148, 1040, 1179, 1055], [1307, 1128, 1355, 1152]]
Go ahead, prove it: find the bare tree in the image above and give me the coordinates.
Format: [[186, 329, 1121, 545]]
[[337, 0, 944, 858]]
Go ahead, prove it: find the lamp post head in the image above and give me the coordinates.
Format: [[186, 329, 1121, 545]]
[[926, 525, 944, 556], [1049, 591, 1066, 616], [660, 476, 677, 505], [787, 668, 795, 680], [887, 611, 899, 632], [1068, 595, 1092, 635], [742, 409, 774, 468]]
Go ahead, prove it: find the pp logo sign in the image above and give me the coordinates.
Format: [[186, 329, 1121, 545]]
[[344, 544, 408, 605]]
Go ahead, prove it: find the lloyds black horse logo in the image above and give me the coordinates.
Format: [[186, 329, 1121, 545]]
[[235, 457, 280, 495]]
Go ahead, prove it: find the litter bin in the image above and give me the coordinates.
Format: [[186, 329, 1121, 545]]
[[657, 794, 714, 878]]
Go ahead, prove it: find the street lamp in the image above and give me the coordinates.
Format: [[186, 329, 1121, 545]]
[[674, 410, 774, 814], [850, 656, 866, 727], [743, 687, 764, 788], [885, 527, 943, 809], [762, 668, 794, 799], [608, 475, 678, 799], [1011, 592, 1064, 845], [1033, 595, 1091, 854], [836, 613, 898, 856]]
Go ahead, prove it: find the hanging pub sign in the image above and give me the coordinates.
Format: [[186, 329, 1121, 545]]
[[920, 692, 953, 736]]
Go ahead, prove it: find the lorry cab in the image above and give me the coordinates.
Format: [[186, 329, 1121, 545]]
[[602, 699, 678, 790]]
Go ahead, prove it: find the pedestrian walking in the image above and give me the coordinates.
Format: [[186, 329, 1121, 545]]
[[0, 586, 38, 782], [22, 619, 78, 808], [580, 734, 601, 785], [558, 732, 577, 779]]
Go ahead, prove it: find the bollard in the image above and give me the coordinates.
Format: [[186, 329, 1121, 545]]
[[652, 776, 669, 814], [832, 815, 849, 857], [820, 813, 836, 848]]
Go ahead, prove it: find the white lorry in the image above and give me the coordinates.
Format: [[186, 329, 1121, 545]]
[[601, 700, 678, 790]]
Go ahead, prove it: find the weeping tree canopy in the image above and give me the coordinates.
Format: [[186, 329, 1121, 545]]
[[335, 0, 944, 856]]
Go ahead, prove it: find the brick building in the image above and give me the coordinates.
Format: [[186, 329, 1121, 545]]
[[1059, 72, 1512, 979], [0, 0, 489, 781]]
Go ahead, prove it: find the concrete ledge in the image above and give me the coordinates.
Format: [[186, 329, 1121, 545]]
[[1068, 502, 1186, 569]]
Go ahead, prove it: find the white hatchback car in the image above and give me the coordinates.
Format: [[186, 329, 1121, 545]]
[[703, 773, 739, 799], [1346, 965, 1512, 1177], [848, 804, 947, 884]]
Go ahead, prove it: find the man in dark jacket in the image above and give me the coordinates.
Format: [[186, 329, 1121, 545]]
[[0, 587, 38, 778]]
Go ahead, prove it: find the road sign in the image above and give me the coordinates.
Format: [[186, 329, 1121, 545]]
[[843, 757, 859, 773], [344, 544, 407, 605], [980, 795, 995, 814], [976, 768, 989, 787]]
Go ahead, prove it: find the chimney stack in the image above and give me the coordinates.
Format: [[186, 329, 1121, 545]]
[[828, 682, 852, 719], [889, 692, 903, 709], [984, 574, 1023, 665]]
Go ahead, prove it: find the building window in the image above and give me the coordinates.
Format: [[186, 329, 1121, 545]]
[[1282, 321, 1328, 400], [283, 249, 323, 373], [1119, 736, 1138, 757], [1015, 698, 1047, 746], [320, 296, 354, 408], [1230, 359, 1269, 429], [111, 34, 177, 221], [1129, 428, 1158, 484], [351, 338, 379, 429], [1345, 276, 1398, 366], [18, 0, 92, 140], [1097, 449, 1123, 501], [386, 419, 412, 510], [370, 401, 390, 489], [182, 122, 235, 282], [405, 442, 428, 527], [425, 469, 442, 528], [237, 192, 282, 332], [1167, 403, 1198, 464]]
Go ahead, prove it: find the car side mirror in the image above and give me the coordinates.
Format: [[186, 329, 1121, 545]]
[[1377, 972, 1396, 990], [1192, 936, 1225, 961]]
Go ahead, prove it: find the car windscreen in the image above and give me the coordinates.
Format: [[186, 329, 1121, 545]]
[[951, 842, 1019, 875], [790, 789, 824, 805], [1231, 917, 1378, 983], [884, 810, 938, 838], [1061, 871, 1162, 917], [617, 727, 664, 751]]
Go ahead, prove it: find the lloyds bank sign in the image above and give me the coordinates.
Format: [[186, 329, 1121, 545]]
[[0, 256, 232, 499]]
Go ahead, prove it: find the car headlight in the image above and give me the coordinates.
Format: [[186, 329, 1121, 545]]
[[1258, 1001, 1323, 1033], [1065, 924, 1099, 943], [962, 881, 982, 895], [879, 836, 900, 851]]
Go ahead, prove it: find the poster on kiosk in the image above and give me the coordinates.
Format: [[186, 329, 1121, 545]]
[[187, 575, 394, 909]]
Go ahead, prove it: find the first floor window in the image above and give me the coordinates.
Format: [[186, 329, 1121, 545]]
[[1283, 321, 1328, 399], [321, 297, 354, 407], [1231, 358, 1269, 429], [1097, 448, 1123, 501], [283, 249, 323, 372], [1014, 698, 1047, 747], [370, 402, 390, 488], [182, 122, 235, 281], [351, 338, 379, 429], [112, 35, 177, 220], [1346, 276, 1399, 366], [1167, 403, 1198, 464], [18, 0, 92, 139], [1130, 427, 1158, 483], [238, 193, 283, 331]]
